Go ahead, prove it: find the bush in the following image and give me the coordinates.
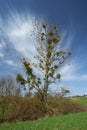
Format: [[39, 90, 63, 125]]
[[46, 96, 87, 116], [0, 96, 45, 123], [0, 96, 86, 123]]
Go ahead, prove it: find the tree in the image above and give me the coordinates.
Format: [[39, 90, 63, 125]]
[[16, 23, 71, 103], [54, 88, 70, 98], [0, 76, 21, 96]]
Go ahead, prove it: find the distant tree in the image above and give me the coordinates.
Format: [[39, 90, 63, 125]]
[[16, 23, 71, 104], [0, 76, 21, 96], [54, 88, 70, 98]]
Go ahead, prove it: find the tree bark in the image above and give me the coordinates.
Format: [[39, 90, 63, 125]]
[[43, 61, 49, 104]]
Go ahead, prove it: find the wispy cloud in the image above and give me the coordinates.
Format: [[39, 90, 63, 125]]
[[0, 11, 37, 60], [0, 30, 6, 58], [4, 60, 17, 66], [0, 10, 87, 82], [58, 25, 87, 82], [60, 62, 87, 81], [0, 52, 4, 57]]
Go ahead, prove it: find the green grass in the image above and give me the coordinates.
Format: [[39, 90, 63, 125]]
[[71, 97, 87, 107], [0, 112, 87, 130]]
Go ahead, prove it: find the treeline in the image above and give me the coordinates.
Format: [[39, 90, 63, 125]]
[[0, 76, 21, 97]]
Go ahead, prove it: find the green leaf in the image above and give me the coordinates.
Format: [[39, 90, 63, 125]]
[[42, 24, 46, 29], [29, 86, 33, 90], [53, 38, 58, 43], [56, 74, 61, 79], [48, 31, 54, 36], [47, 39, 52, 44], [16, 74, 25, 85], [68, 51, 71, 55]]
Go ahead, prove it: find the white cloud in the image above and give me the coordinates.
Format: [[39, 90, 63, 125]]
[[81, 75, 87, 80], [0, 11, 76, 62], [0, 27, 7, 58], [0, 12, 37, 61], [60, 62, 87, 81], [0, 31, 6, 53], [4, 60, 17, 66], [60, 27, 76, 50], [0, 44, 4, 49], [0, 52, 4, 57]]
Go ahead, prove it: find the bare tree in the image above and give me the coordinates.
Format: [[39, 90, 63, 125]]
[[0, 76, 21, 96]]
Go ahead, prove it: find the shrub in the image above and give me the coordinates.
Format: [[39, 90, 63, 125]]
[[0, 96, 86, 123], [46, 96, 87, 116], [0, 96, 44, 122]]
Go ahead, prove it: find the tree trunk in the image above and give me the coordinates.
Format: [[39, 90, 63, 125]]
[[43, 63, 49, 104]]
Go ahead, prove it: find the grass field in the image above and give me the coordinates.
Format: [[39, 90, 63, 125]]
[[71, 97, 87, 106], [0, 112, 87, 130]]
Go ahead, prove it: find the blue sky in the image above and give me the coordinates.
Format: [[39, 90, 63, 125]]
[[0, 0, 87, 96]]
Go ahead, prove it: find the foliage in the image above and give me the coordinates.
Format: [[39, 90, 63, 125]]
[[46, 96, 86, 115], [0, 96, 42, 123], [16, 23, 71, 103], [0, 96, 86, 123]]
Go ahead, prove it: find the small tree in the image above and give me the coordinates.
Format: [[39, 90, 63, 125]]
[[16, 23, 71, 103], [54, 88, 70, 98]]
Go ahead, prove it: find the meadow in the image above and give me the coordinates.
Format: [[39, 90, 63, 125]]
[[0, 112, 87, 130], [71, 96, 87, 106]]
